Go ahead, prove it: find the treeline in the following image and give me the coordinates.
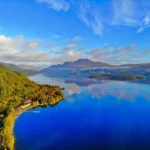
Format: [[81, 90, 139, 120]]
[[0, 64, 39, 113], [27, 85, 65, 106], [89, 72, 146, 81]]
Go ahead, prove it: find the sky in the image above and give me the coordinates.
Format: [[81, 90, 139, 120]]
[[0, 0, 150, 69]]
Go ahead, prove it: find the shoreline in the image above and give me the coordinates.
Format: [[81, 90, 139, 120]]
[[0, 64, 65, 150], [1, 103, 42, 150], [13, 103, 46, 149], [1, 98, 64, 150]]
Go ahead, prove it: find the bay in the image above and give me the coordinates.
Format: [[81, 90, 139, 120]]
[[14, 74, 150, 150]]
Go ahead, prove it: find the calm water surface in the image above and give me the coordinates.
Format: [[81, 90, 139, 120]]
[[14, 74, 150, 150]]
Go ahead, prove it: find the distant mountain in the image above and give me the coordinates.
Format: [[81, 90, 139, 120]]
[[52, 59, 114, 68], [41, 59, 115, 74], [0, 62, 38, 76], [41, 59, 150, 79]]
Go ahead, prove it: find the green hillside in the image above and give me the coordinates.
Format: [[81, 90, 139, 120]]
[[0, 64, 39, 112], [0, 62, 38, 76], [0, 65, 64, 150]]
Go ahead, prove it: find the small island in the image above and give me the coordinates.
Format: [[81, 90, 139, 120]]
[[89, 72, 146, 81], [0, 65, 65, 150]]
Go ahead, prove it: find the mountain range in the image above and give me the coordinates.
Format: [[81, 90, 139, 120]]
[[43, 59, 114, 70], [1, 59, 150, 77], [41, 59, 150, 71], [41, 59, 150, 79], [41, 59, 116, 76]]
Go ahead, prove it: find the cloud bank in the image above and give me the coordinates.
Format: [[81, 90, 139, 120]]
[[0, 34, 150, 69]]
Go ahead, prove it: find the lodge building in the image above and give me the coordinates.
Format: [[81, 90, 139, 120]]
[[15, 97, 32, 113]]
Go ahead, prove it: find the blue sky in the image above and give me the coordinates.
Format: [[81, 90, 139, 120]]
[[0, 0, 150, 68]]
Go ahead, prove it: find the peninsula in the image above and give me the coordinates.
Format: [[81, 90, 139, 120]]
[[0, 64, 65, 150]]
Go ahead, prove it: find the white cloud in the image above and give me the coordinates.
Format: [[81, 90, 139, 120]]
[[0, 35, 84, 67], [137, 16, 150, 33], [35, 0, 150, 35], [112, 0, 150, 33], [137, 27, 144, 34], [143, 16, 150, 25], [78, 0, 150, 35], [53, 43, 76, 55], [35, 0, 70, 12], [50, 49, 83, 64], [62, 36, 83, 43], [24, 41, 39, 50], [72, 36, 83, 42], [0, 35, 51, 65], [78, 1, 104, 35], [86, 44, 149, 65], [77, 0, 143, 35], [64, 44, 76, 51], [112, 0, 140, 27]]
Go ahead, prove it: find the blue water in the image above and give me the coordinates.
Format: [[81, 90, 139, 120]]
[[14, 74, 150, 150]]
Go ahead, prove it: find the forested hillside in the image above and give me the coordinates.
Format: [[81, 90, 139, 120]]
[[0, 64, 40, 112], [0, 65, 64, 150], [0, 62, 38, 76]]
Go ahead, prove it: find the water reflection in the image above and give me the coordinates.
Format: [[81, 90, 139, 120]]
[[30, 74, 81, 96], [29, 74, 150, 101], [87, 81, 150, 101]]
